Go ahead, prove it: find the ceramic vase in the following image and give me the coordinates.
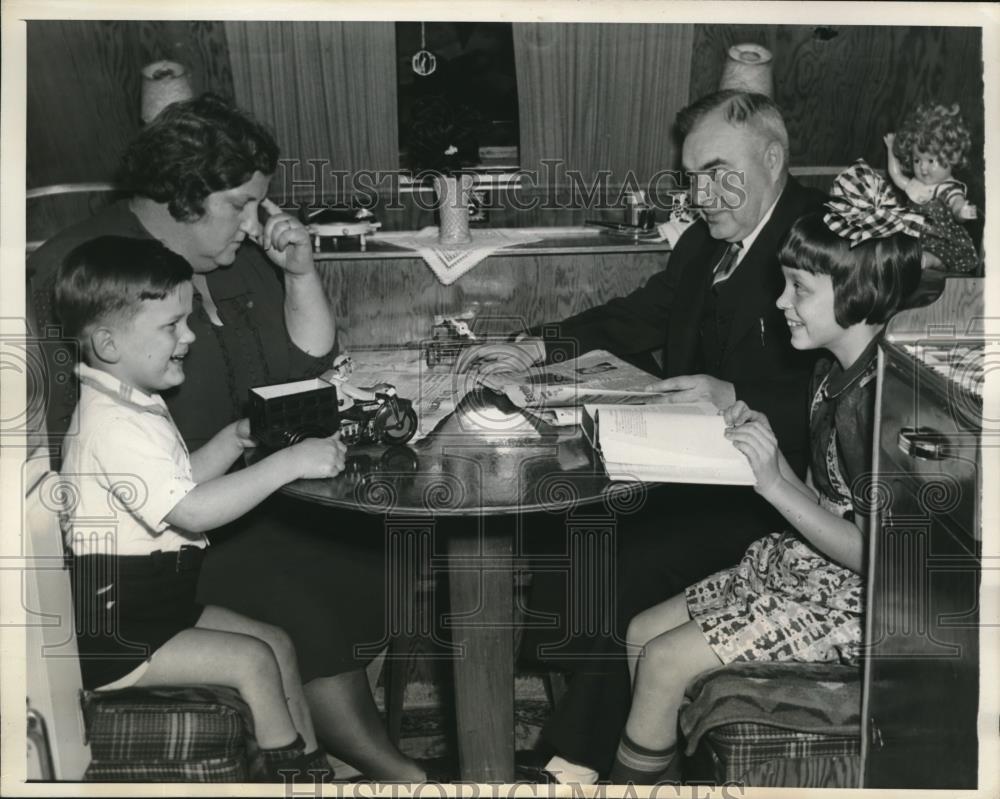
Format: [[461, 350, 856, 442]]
[[140, 60, 194, 123], [434, 174, 474, 246]]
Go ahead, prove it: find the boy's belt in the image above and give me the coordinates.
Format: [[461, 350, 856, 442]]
[[68, 545, 207, 573]]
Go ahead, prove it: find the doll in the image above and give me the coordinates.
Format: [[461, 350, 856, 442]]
[[884, 103, 979, 272]]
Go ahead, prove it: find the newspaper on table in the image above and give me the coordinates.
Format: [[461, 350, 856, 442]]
[[478, 350, 673, 425]]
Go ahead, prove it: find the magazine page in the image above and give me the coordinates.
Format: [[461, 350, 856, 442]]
[[481, 350, 664, 408]]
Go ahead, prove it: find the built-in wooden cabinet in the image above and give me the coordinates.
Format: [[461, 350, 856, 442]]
[[863, 279, 984, 788]]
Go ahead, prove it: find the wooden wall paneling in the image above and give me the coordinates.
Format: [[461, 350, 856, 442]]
[[26, 21, 234, 238], [688, 25, 984, 207], [27, 21, 234, 188], [27, 21, 140, 187], [317, 252, 666, 349]]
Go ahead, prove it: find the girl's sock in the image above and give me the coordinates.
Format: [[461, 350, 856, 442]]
[[608, 732, 679, 786]]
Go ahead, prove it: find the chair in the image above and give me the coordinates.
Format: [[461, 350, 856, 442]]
[[22, 450, 262, 781], [678, 661, 862, 787], [26, 183, 127, 255]]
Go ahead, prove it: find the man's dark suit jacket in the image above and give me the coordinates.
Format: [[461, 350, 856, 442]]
[[536, 177, 826, 476]]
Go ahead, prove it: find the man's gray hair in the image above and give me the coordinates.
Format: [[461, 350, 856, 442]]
[[676, 90, 790, 165]]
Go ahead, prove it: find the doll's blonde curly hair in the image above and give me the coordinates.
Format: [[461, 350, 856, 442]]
[[892, 102, 972, 176]]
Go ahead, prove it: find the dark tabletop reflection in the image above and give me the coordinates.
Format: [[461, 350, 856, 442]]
[[267, 389, 638, 516]]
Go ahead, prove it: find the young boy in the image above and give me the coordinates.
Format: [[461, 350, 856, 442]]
[[56, 235, 345, 782]]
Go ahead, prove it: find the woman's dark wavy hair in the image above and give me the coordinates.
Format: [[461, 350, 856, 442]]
[[779, 212, 922, 327], [56, 236, 193, 340], [120, 93, 279, 222]]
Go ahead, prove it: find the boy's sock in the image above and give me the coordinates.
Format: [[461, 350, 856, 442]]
[[608, 732, 679, 786], [259, 734, 306, 782]]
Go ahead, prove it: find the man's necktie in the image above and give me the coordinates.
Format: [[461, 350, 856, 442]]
[[711, 241, 744, 286]]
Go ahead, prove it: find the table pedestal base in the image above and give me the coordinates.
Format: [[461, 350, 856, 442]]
[[448, 522, 515, 782]]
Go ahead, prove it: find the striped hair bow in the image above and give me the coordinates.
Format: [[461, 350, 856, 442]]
[[823, 159, 925, 247]]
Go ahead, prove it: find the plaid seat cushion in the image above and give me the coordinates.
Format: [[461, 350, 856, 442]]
[[705, 721, 859, 763], [738, 751, 861, 787], [83, 755, 251, 783], [680, 662, 861, 787], [81, 685, 258, 782]]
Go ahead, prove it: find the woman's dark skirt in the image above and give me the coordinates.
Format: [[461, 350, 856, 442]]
[[196, 495, 390, 683]]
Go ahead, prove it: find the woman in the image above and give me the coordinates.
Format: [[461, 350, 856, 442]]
[[29, 93, 427, 782]]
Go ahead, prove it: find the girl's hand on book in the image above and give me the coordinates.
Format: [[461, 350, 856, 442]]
[[723, 401, 776, 430], [288, 432, 347, 479], [724, 417, 781, 495], [722, 400, 754, 426]]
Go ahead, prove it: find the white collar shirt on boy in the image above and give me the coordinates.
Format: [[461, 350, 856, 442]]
[[60, 363, 204, 557], [74, 361, 174, 420]]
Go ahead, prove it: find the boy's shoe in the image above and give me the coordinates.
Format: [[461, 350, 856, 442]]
[[514, 750, 559, 783], [259, 736, 337, 784], [417, 756, 456, 783], [292, 748, 338, 784]]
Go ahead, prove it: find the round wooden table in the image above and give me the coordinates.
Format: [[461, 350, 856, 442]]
[[260, 390, 643, 781]]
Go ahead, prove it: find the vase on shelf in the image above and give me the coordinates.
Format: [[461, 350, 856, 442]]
[[434, 173, 474, 246]]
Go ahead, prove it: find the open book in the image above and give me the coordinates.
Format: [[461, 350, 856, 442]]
[[582, 403, 755, 485]]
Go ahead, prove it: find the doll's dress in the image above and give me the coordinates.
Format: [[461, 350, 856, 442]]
[[913, 179, 978, 273]]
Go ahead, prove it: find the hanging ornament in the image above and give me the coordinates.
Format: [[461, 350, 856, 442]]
[[412, 22, 437, 76]]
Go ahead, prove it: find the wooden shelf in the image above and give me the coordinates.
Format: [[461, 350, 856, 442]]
[[312, 229, 672, 262]]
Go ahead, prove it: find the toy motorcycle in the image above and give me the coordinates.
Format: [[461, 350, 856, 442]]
[[324, 355, 418, 445]]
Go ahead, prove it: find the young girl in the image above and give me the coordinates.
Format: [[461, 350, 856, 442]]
[[57, 236, 347, 783], [885, 102, 979, 273], [609, 161, 923, 785]]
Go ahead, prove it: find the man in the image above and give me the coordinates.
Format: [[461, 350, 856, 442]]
[[512, 90, 828, 782]]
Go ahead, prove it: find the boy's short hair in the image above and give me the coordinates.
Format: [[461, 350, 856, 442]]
[[779, 212, 922, 327], [55, 236, 193, 341]]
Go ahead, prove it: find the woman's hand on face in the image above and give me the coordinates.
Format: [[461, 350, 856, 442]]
[[287, 432, 347, 480], [724, 415, 782, 495], [258, 198, 315, 276]]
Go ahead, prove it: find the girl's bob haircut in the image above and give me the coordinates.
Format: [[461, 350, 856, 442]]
[[779, 212, 923, 327]]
